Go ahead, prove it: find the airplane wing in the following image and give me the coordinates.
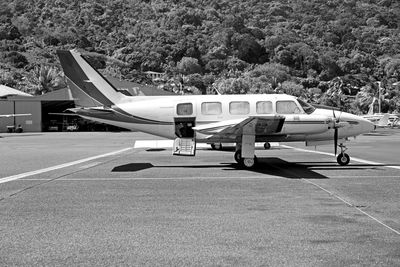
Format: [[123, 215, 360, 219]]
[[193, 115, 285, 139], [0, 114, 31, 118]]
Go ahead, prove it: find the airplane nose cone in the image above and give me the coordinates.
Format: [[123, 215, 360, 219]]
[[362, 118, 375, 133]]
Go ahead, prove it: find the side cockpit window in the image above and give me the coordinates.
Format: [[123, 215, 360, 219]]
[[177, 103, 193, 115], [276, 101, 301, 114]]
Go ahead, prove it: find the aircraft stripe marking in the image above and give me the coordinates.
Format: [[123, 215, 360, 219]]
[[302, 178, 400, 236], [281, 145, 400, 170], [0, 148, 133, 184]]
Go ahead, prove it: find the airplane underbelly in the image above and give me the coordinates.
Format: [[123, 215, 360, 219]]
[[282, 122, 329, 135]]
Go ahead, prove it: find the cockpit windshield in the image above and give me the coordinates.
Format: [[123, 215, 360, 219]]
[[297, 98, 316, 114]]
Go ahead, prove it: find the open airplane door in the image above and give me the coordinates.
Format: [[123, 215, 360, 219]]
[[173, 117, 196, 156]]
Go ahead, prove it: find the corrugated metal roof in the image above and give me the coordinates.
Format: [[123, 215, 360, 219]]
[[0, 85, 33, 98]]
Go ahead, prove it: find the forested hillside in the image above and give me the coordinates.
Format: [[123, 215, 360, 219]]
[[1, 0, 400, 113]]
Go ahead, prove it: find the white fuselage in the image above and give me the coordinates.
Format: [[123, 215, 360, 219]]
[[84, 94, 374, 143]]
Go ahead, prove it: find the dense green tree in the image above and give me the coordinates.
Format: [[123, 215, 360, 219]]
[[185, 73, 206, 94], [248, 63, 290, 88], [280, 81, 305, 97], [3, 51, 28, 68], [177, 57, 202, 75], [0, 0, 399, 113], [0, 20, 21, 40]]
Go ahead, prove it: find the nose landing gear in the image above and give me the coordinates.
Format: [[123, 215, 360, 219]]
[[336, 143, 350, 166]]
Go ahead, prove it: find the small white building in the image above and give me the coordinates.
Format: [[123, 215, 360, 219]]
[[144, 71, 165, 81]]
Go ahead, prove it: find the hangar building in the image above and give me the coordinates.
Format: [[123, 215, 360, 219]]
[[0, 87, 74, 132], [0, 78, 174, 133]]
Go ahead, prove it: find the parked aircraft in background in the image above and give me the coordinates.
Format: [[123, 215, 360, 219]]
[[57, 50, 374, 168], [363, 113, 400, 128], [362, 97, 400, 128], [0, 114, 31, 118]]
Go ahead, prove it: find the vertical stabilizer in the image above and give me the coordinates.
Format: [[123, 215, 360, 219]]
[[57, 50, 125, 107], [377, 113, 389, 127]]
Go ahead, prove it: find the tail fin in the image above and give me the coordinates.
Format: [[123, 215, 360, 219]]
[[57, 50, 126, 107], [377, 113, 389, 127]]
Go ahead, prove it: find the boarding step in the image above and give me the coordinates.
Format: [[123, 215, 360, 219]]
[[173, 137, 196, 156]]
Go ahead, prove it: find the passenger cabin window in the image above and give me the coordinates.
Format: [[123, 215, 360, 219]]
[[177, 103, 193, 115], [256, 101, 273, 114], [276, 101, 301, 114], [229, 101, 249, 115], [201, 102, 222, 115]]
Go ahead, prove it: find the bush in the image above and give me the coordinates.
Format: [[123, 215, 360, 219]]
[[0, 23, 21, 40], [43, 35, 60, 46], [4, 51, 28, 68]]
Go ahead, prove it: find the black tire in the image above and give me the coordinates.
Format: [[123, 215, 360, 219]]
[[264, 142, 271, 149], [240, 155, 258, 168], [234, 150, 241, 163], [337, 153, 350, 166], [211, 143, 222, 150]]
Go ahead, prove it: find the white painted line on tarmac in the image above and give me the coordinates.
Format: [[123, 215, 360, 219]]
[[134, 140, 174, 148], [0, 148, 133, 184], [282, 145, 400, 170], [18, 175, 400, 181], [302, 178, 400, 236], [20, 176, 284, 181]]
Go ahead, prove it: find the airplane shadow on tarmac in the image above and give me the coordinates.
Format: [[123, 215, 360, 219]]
[[111, 157, 382, 179]]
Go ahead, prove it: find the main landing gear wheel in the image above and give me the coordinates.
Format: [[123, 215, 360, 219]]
[[242, 156, 258, 168], [264, 142, 271, 150], [234, 150, 242, 163], [337, 153, 350, 166], [234, 150, 257, 168]]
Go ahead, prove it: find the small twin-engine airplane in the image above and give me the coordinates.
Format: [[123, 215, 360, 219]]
[[363, 113, 399, 128], [57, 50, 375, 168]]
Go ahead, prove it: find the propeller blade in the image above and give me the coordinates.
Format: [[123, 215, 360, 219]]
[[334, 128, 338, 155]]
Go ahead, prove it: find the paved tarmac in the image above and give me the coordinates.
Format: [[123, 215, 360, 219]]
[[1, 129, 400, 266]]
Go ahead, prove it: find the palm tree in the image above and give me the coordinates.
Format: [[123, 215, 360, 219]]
[[353, 85, 375, 114], [26, 65, 66, 95]]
